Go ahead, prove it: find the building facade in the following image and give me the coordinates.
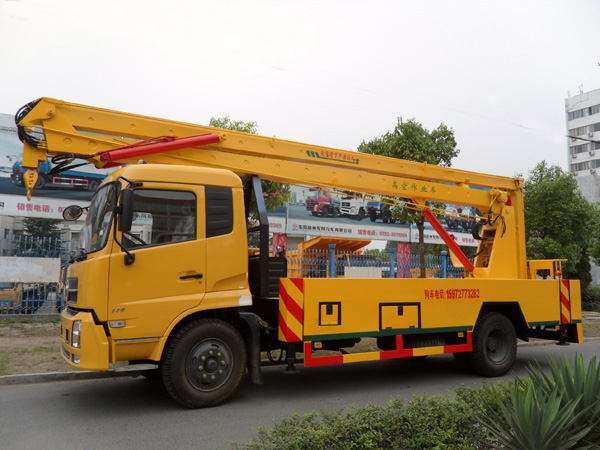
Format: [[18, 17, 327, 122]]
[[566, 87, 600, 286], [566, 87, 600, 202]]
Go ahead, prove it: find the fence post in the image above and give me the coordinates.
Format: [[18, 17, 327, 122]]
[[441, 251, 448, 278], [389, 248, 396, 278], [328, 244, 336, 278]]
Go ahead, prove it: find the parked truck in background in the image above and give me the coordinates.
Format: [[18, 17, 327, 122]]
[[11, 158, 105, 191], [367, 199, 397, 224], [340, 191, 368, 220], [305, 188, 341, 217], [15, 97, 583, 409]]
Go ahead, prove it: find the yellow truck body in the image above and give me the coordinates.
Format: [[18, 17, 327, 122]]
[[14, 97, 582, 408]]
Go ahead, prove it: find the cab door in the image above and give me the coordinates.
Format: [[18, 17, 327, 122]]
[[107, 184, 206, 339]]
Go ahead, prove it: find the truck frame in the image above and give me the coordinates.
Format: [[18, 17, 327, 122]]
[[15, 98, 582, 408]]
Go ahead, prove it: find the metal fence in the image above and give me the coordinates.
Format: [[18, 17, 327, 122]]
[[286, 248, 464, 279], [0, 235, 69, 316], [1, 236, 465, 317]]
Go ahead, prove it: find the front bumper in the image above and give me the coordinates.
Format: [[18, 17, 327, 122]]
[[61, 308, 110, 371]]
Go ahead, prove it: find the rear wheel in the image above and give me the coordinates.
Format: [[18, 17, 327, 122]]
[[322, 206, 330, 217], [467, 312, 516, 377], [162, 319, 247, 408]]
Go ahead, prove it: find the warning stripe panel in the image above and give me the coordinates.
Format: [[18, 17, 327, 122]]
[[279, 311, 301, 342], [560, 279, 571, 324], [278, 279, 304, 342], [280, 285, 303, 325]]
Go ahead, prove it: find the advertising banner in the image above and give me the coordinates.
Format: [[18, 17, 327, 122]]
[[274, 185, 478, 246], [0, 113, 113, 217]]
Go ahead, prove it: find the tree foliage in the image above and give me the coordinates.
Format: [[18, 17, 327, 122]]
[[209, 116, 290, 215], [209, 116, 258, 134], [523, 161, 593, 286], [358, 118, 459, 276], [21, 217, 62, 238]]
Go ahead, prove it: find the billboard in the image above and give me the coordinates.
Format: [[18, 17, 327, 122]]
[[269, 186, 479, 247], [0, 113, 113, 218]]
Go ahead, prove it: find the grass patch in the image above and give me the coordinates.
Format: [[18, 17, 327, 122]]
[[583, 319, 600, 338], [0, 351, 9, 376], [18, 346, 60, 354]]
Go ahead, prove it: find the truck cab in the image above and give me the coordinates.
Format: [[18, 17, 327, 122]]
[[61, 164, 251, 371]]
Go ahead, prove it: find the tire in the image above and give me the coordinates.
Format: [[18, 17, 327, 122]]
[[467, 312, 516, 377], [161, 319, 247, 408], [87, 180, 99, 192], [322, 206, 330, 217], [357, 209, 365, 221], [34, 176, 45, 189]]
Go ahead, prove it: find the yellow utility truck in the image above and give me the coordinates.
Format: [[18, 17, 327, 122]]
[[15, 98, 582, 408]]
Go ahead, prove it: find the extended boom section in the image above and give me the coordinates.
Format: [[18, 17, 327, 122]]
[[15, 97, 582, 408]]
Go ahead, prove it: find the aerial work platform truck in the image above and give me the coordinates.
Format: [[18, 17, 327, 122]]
[[15, 98, 582, 408]]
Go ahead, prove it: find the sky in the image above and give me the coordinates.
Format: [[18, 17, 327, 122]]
[[1, 0, 599, 179]]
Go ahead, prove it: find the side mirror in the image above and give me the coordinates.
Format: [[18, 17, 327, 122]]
[[62, 205, 84, 221], [118, 188, 134, 232]]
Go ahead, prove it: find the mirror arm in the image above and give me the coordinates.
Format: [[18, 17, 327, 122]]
[[113, 205, 135, 265]]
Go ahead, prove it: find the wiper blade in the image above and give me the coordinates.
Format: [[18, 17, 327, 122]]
[[70, 250, 88, 263]]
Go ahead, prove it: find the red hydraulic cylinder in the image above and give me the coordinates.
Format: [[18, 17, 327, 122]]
[[422, 208, 475, 273], [97, 133, 220, 163]]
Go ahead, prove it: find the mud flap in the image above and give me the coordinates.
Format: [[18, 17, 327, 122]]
[[238, 312, 263, 385]]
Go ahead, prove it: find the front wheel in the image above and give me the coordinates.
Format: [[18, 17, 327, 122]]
[[161, 319, 247, 408], [467, 312, 516, 377]]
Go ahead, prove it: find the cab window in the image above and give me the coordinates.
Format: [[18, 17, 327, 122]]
[[123, 189, 197, 248]]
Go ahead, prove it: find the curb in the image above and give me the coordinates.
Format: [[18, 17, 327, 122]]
[[0, 364, 158, 386]]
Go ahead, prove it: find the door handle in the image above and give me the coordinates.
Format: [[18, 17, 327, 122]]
[[179, 273, 203, 280]]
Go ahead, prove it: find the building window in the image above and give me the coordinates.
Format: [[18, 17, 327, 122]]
[[568, 104, 600, 121], [571, 143, 589, 156], [571, 161, 590, 172], [568, 126, 586, 136]]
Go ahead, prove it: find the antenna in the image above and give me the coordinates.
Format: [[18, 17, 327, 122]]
[[579, 85, 584, 94]]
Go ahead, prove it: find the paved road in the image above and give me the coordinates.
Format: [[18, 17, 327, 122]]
[[1, 340, 599, 450]]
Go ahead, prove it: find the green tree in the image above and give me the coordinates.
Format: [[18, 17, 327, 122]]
[[209, 116, 258, 134], [524, 161, 592, 286], [209, 116, 290, 225], [358, 118, 459, 277], [22, 217, 62, 239], [20, 217, 63, 256]]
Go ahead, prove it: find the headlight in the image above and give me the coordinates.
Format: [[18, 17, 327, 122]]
[[72, 320, 82, 349]]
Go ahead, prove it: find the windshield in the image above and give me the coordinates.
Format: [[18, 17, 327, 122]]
[[79, 183, 117, 256]]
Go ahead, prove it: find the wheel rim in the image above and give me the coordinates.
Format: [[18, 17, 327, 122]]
[[486, 329, 509, 364], [186, 338, 233, 392]]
